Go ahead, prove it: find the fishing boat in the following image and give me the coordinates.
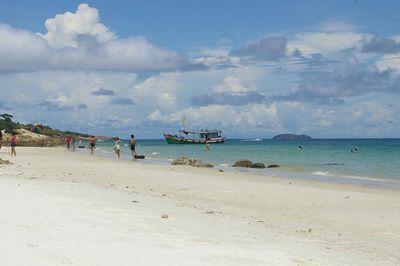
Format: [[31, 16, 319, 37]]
[[164, 129, 225, 144]]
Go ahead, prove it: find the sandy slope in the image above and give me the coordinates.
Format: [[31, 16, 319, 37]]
[[0, 147, 399, 265]]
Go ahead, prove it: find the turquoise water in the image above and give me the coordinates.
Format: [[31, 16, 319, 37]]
[[78, 138, 400, 185]]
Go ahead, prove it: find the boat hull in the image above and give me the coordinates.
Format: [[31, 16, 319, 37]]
[[164, 134, 225, 144]]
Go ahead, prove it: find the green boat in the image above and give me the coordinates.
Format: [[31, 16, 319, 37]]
[[164, 129, 225, 144]]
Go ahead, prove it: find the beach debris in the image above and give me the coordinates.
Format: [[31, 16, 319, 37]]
[[171, 157, 214, 168], [344, 196, 350, 199], [131, 200, 140, 203], [162, 193, 167, 197], [161, 214, 169, 219], [0, 158, 11, 165], [203, 211, 215, 215], [218, 169, 224, 172], [267, 164, 280, 168]]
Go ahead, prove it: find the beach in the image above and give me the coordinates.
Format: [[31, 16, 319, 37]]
[[0, 147, 400, 265]]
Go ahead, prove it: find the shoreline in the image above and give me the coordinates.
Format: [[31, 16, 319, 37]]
[[73, 143, 400, 190], [1, 147, 400, 265]]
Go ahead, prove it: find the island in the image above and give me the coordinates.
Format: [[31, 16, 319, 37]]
[[272, 134, 312, 141]]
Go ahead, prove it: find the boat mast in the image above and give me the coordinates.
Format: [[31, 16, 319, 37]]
[[181, 117, 186, 130]]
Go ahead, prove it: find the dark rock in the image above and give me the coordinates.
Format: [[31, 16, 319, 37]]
[[272, 134, 312, 141], [232, 160, 253, 167], [267, 164, 280, 168], [251, 163, 266, 168]]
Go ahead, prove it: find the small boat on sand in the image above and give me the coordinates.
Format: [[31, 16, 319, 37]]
[[164, 129, 225, 144]]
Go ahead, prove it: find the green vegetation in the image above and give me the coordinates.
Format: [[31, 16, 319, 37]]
[[0, 113, 89, 137]]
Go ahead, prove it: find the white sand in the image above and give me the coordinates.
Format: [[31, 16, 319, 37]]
[[0, 147, 399, 265]]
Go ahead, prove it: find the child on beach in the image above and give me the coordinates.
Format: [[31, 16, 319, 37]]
[[130, 134, 136, 159], [10, 132, 16, 156], [114, 137, 121, 159]]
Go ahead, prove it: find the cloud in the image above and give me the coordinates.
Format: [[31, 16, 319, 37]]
[[230, 36, 287, 60], [0, 4, 185, 72], [287, 32, 366, 56], [131, 73, 180, 111], [77, 103, 88, 109], [38, 101, 72, 111], [190, 92, 265, 106], [189, 76, 264, 106], [144, 104, 284, 135], [213, 76, 250, 93], [38, 4, 116, 49], [110, 98, 135, 105], [91, 88, 115, 96], [361, 37, 400, 54], [272, 63, 400, 104]]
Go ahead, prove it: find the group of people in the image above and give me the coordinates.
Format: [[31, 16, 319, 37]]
[[0, 129, 17, 156], [67, 134, 137, 160], [112, 135, 137, 159]]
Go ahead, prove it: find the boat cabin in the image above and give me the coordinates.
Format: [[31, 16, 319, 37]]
[[179, 130, 222, 140]]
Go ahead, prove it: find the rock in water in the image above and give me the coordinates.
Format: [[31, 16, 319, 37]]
[[171, 157, 214, 168], [233, 160, 266, 168], [267, 164, 280, 168], [232, 160, 253, 168], [251, 163, 266, 168]]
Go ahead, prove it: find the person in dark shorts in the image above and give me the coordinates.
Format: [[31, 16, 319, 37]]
[[130, 134, 136, 159], [0, 128, 2, 150], [89, 135, 96, 154]]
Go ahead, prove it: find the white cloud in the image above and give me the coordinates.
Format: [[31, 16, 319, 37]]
[[376, 53, 400, 71], [0, 4, 184, 72], [287, 32, 367, 56], [38, 4, 116, 49], [191, 48, 241, 68], [132, 73, 181, 111], [213, 76, 250, 93]]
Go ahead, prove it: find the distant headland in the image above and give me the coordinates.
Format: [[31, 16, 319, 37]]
[[272, 134, 312, 141]]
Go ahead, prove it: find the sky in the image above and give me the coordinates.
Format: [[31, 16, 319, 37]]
[[0, 0, 400, 138]]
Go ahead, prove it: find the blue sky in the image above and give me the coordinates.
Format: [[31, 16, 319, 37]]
[[0, 1, 399, 138]]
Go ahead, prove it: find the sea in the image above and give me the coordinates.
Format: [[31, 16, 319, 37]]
[[76, 138, 400, 189]]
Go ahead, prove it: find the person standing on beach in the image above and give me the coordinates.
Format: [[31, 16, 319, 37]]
[[10, 132, 17, 156], [71, 137, 76, 152], [0, 128, 2, 150], [129, 134, 136, 159], [89, 136, 96, 154], [114, 137, 121, 159]]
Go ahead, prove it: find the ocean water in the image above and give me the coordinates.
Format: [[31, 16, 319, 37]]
[[77, 138, 400, 187]]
